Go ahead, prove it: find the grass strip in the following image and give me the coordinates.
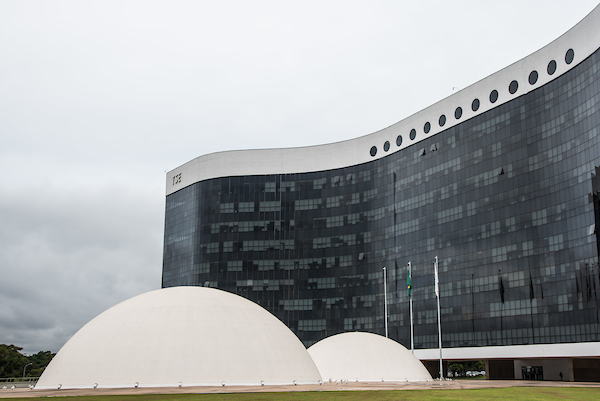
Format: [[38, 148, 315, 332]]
[[3, 387, 600, 401]]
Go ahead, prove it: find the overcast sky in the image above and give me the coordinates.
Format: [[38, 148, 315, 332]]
[[1, 1, 598, 354]]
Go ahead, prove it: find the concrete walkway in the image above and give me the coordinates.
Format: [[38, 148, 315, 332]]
[[1, 379, 600, 398]]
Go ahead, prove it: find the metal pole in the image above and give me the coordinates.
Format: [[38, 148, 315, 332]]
[[23, 363, 32, 379], [435, 256, 443, 380], [409, 262, 414, 354], [383, 266, 388, 338]]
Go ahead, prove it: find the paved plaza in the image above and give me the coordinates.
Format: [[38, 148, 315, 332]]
[[2, 380, 600, 398]]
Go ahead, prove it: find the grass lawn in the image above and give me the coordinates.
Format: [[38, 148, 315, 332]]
[[5, 387, 600, 401]]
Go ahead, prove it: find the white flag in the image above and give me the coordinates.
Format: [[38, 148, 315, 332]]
[[434, 256, 439, 298]]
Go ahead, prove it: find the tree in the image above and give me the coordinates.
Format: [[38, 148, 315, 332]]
[[0, 344, 29, 378], [26, 350, 56, 377], [0, 345, 56, 378]]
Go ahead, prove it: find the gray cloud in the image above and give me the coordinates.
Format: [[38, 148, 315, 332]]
[[0, 184, 162, 353]]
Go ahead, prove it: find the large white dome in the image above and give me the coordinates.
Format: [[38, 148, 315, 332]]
[[307, 332, 433, 382], [36, 287, 322, 389]]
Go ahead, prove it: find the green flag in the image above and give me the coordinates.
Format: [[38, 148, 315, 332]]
[[407, 268, 412, 298]]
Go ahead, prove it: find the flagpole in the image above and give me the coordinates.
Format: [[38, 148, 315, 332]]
[[434, 256, 443, 380], [383, 266, 388, 338], [408, 262, 414, 354]]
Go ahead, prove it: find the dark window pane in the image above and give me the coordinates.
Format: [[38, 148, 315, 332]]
[[455, 107, 463, 119], [529, 70, 538, 85], [490, 90, 499, 103], [565, 49, 574, 64], [548, 60, 557, 75]]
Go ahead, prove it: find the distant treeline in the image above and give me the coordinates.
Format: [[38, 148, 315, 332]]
[[0, 344, 55, 378]]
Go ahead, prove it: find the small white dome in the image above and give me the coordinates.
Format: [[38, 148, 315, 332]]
[[36, 287, 322, 389], [307, 332, 432, 382]]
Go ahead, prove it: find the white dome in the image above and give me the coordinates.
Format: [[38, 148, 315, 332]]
[[307, 332, 433, 382], [36, 287, 322, 389]]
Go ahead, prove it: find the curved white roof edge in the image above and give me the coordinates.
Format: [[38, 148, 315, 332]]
[[166, 5, 600, 196], [414, 341, 600, 361]]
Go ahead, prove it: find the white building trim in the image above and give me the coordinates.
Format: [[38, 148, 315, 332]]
[[414, 342, 600, 361], [166, 5, 600, 196]]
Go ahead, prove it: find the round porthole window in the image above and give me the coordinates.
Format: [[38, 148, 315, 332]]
[[439, 115, 446, 127], [409, 129, 416, 140], [455, 107, 462, 119], [489, 90, 498, 103], [529, 70, 538, 85], [384, 141, 390, 152], [509, 80, 518, 94], [424, 122, 431, 134], [370, 146, 377, 157], [565, 49, 574, 64], [396, 135, 402, 146], [472, 98, 480, 112], [547, 60, 557, 75]]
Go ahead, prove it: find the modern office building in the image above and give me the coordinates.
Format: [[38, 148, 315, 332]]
[[163, 6, 600, 380]]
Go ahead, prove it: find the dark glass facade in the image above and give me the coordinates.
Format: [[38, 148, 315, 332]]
[[163, 48, 600, 350]]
